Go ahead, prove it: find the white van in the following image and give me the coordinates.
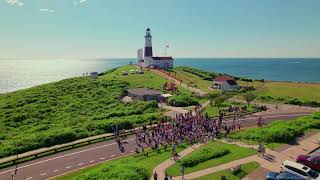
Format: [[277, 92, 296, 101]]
[[281, 160, 320, 180]]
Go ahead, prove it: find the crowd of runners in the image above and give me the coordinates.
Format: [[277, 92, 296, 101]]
[[113, 104, 267, 156]]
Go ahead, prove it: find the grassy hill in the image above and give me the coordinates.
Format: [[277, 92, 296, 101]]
[[169, 66, 320, 104], [0, 65, 194, 159], [0, 74, 162, 158]]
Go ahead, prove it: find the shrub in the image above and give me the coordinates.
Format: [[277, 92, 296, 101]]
[[0, 78, 161, 158], [168, 95, 199, 107], [286, 98, 303, 106], [180, 146, 230, 167], [229, 112, 320, 143], [76, 161, 149, 180]]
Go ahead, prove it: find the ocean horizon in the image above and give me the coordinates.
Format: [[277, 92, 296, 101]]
[[1, 58, 320, 94]]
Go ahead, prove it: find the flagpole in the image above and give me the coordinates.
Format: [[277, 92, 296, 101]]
[[165, 46, 167, 57]]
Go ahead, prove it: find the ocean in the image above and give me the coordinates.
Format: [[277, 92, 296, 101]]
[[0, 58, 320, 93]]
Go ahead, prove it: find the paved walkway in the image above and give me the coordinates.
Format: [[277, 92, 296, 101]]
[[152, 132, 320, 180], [151, 144, 203, 180]]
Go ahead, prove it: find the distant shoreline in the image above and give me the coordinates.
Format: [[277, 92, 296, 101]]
[[1, 58, 320, 94]]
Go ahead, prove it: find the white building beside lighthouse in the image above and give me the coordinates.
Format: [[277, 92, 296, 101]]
[[137, 28, 174, 69]]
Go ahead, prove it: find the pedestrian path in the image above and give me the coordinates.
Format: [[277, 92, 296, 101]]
[[152, 132, 320, 180], [150, 69, 208, 97], [151, 144, 203, 180]]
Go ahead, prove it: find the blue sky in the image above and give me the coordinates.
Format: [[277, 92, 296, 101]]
[[0, 0, 319, 59]]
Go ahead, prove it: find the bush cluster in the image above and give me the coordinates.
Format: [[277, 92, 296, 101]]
[[180, 146, 230, 167], [168, 95, 199, 107], [229, 112, 320, 143], [175, 66, 220, 80], [0, 78, 161, 158], [76, 161, 149, 180], [258, 95, 320, 107]]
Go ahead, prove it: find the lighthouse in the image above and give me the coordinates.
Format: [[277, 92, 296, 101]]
[[137, 27, 174, 69], [144, 27, 153, 67]]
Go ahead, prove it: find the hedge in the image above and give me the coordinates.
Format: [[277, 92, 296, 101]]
[[181, 146, 230, 167], [229, 112, 320, 143], [168, 95, 199, 107]]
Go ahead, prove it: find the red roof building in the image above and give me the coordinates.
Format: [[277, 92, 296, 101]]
[[212, 76, 238, 91]]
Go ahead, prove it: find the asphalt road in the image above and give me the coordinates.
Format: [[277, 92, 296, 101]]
[[0, 112, 312, 180]]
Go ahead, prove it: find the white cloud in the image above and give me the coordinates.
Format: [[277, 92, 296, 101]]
[[5, 0, 24, 6], [73, 0, 88, 6], [40, 8, 55, 13]]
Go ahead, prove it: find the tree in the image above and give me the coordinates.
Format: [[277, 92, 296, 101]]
[[208, 92, 221, 107], [215, 95, 227, 109], [243, 92, 257, 106]]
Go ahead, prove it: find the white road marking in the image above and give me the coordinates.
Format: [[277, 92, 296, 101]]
[[0, 113, 311, 176], [89, 160, 95, 163], [0, 138, 136, 175], [99, 157, 105, 160], [25, 177, 33, 180], [111, 155, 116, 157], [77, 163, 84, 166], [40, 173, 47, 176], [53, 170, 59, 172], [65, 166, 72, 169]]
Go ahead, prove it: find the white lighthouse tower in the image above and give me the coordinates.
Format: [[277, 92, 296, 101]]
[[144, 27, 153, 67]]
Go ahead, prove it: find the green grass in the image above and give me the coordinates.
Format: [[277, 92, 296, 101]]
[[171, 66, 320, 104], [0, 77, 163, 158], [229, 112, 320, 144], [55, 144, 188, 180], [0, 65, 194, 159], [257, 81, 320, 102], [101, 65, 191, 95], [193, 162, 260, 180], [101, 65, 167, 90], [168, 67, 216, 93], [165, 141, 257, 176]]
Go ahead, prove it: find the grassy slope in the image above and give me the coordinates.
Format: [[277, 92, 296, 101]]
[[1, 65, 192, 158], [193, 162, 260, 180], [101, 65, 167, 90], [257, 81, 320, 101], [171, 66, 320, 102], [229, 112, 320, 144], [169, 68, 215, 93], [0, 77, 162, 158], [101, 65, 191, 95], [165, 141, 256, 177], [55, 145, 187, 180]]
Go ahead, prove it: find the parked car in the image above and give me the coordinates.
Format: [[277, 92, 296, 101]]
[[281, 160, 320, 180], [297, 155, 320, 171], [266, 171, 305, 180]]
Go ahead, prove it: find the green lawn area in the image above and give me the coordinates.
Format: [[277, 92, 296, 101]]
[[165, 141, 257, 177], [101, 65, 167, 90], [256, 81, 320, 102], [101, 65, 192, 95], [169, 66, 320, 103], [192, 162, 260, 180], [168, 68, 216, 93], [55, 144, 188, 180]]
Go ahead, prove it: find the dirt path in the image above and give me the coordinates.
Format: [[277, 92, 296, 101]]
[[149, 68, 208, 97]]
